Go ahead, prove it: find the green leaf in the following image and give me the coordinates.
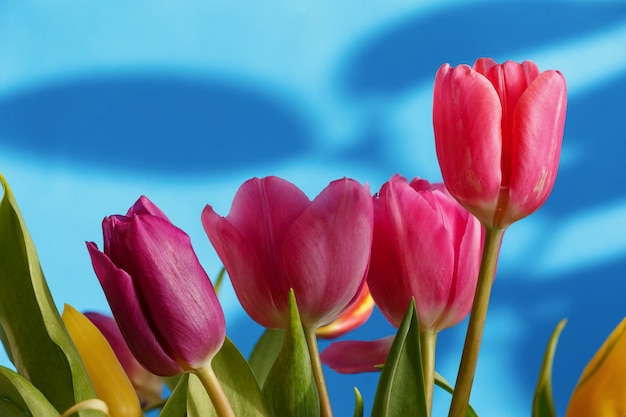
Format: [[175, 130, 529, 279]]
[[434, 372, 479, 417], [0, 366, 60, 417], [353, 387, 363, 417], [207, 337, 270, 417], [262, 290, 319, 417], [371, 299, 427, 417], [249, 328, 285, 387], [532, 319, 567, 417], [0, 174, 99, 415], [159, 373, 189, 417], [187, 373, 211, 417]]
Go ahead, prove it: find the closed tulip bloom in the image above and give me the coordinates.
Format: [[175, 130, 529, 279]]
[[62, 305, 143, 417], [566, 318, 626, 417], [433, 58, 567, 228], [202, 176, 374, 329], [87, 196, 225, 376], [367, 175, 483, 332], [84, 312, 163, 407]]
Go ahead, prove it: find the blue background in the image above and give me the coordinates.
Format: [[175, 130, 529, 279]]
[[1, 1, 626, 416]]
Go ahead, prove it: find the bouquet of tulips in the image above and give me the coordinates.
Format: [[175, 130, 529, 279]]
[[0, 58, 622, 417]]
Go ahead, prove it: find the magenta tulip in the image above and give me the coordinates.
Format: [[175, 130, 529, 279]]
[[202, 176, 373, 329], [87, 196, 225, 376], [367, 175, 483, 332], [84, 312, 163, 407], [433, 58, 567, 228]]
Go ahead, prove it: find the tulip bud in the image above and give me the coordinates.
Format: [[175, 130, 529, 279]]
[[367, 175, 483, 332], [87, 196, 225, 376], [433, 58, 567, 228], [62, 304, 142, 417], [84, 312, 163, 407], [202, 176, 374, 329], [566, 318, 626, 417]]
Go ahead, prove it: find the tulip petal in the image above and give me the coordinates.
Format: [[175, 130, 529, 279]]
[[126, 195, 170, 221], [202, 204, 288, 328], [62, 305, 143, 417], [316, 283, 375, 339], [203, 176, 311, 329], [282, 178, 373, 327], [86, 242, 182, 376], [433, 64, 502, 225], [320, 336, 394, 374], [124, 215, 225, 370], [566, 318, 626, 417], [507, 70, 567, 224]]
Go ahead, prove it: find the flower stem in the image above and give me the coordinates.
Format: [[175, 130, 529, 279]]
[[304, 327, 334, 417], [448, 226, 505, 417], [195, 365, 236, 417], [420, 330, 437, 417]]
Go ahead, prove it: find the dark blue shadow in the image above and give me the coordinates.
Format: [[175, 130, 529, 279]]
[[0, 73, 311, 175], [341, 2, 626, 98]]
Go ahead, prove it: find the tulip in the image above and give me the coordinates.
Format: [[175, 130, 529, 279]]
[[202, 176, 374, 330], [367, 175, 483, 332], [62, 305, 142, 417], [87, 196, 226, 376], [433, 58, 567, 228], [316, 283, 375, 339], [566, 318, 626, 417], [84, 312, 163, 407], [321, 336, 393, 374]]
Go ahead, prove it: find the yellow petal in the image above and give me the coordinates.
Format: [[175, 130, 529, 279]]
[[566, 317, 626, 417], [62, 304, 142, 417]]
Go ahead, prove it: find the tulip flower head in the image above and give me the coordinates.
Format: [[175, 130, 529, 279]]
[[433, 58, 567, 228], [87, 196, 225, 376], [202, 176, 374, 329], [367, 175, 483, 332]]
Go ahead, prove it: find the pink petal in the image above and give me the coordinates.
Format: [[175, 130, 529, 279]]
[[87, 242, 182, 376], [282, 178, 373, 327], [126, 196, 170, 221], [125, 216, 225, 370], [202, 204, 288, 328], [433, 63, 502, 224], [320, 336, 394, 374], [506, 70, 567, 225]]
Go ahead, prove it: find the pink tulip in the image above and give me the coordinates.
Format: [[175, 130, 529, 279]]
[[87, 196, 225, 376], [84, 312, 163, 407], [367, 175, 483, 332], [433, 58, 567, 228], [202, 176, 373, 329], [320, 336, 394, 374]]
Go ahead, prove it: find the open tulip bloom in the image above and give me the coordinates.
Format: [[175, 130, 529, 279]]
[[2, 58, 621, 417]]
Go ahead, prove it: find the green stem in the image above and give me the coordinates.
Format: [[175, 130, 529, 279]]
[[304, 327, 334, 417], [195, 365, 236, 417], [420, 330, 437, 417], [448, 227, 505, 417]]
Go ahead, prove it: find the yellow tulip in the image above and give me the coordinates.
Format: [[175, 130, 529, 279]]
[[566, 318, 626, 417], [62, 304, 143, 417]]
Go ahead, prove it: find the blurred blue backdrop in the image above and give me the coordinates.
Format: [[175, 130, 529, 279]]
[[1, 1, 626, 416]]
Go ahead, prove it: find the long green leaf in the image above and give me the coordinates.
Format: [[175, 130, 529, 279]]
[[262, 290, 319, 417], [434, 372, 479, 417], [249, 328, 285, 387], [532, 319, 567, 417], [353, 387, 363, 417], [158, 373, 189, 417], [371, 299, 427, 417], [0, 174, 100, 415], [0, 366, 60, 417]]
